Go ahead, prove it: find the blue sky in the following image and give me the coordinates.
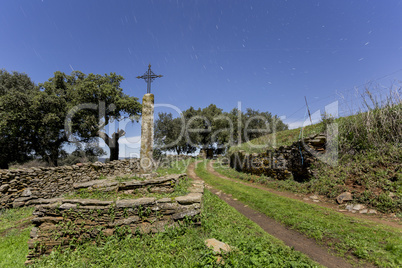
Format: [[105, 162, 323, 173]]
[[1, 0, 402, 157]]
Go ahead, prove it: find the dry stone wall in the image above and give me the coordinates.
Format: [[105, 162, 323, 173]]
[[0, 159, 140, 209], [26, 178, 204, 262], [230, 134, 327, 182], [73, 174, 181, 195]]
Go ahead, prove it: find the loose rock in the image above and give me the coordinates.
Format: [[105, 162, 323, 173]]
[[336, 192, 353, 204]]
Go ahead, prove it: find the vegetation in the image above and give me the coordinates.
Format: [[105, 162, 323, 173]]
[[228, 122, 323, 154], [31, 190, 319, 267], [58, 143, 106, 166], [215, 152, 402, 214], [196, 161, 402, 267], [0, 70, 38, 169], [0, 190, 320, 267], [0, 207, 34, 268], [38, 71, 141, 163], [225, 88, 401, 213], [0, 69, 141, 168], [155, 104, 288, 155], [156, 157, 195, 175]]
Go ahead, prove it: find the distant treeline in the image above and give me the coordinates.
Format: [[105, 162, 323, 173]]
[[154, 105, 288, 156]]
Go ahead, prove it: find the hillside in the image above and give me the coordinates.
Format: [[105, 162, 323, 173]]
[[226, 102, 402, 213]]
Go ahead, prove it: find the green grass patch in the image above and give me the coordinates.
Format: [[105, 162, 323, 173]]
[[0, 207, 34, 268], [214, 161, 311, 194], [225, 100, 401, 213], [157, 157, 194, 175], [1, 159, 318, 267], [0, 228, 32, 268], [229, 123, 323, 154], [30, 190, 320, 267], [215, 148, 402, 214], [196, 161, 402, 267], [0, 207, 34, 233]]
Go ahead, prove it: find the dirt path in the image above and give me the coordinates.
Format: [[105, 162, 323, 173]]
[[187, 161, 377, 268], [206, 161, 401, 229]]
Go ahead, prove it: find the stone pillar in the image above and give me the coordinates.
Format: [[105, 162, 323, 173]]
[[140, 93, 154, 172]]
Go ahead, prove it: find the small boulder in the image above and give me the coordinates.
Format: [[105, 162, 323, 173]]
[[336, 192, 353, 204], [205, 238, 232, 264], [205, 238, 231, 253]]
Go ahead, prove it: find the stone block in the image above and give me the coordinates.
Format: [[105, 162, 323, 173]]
[[156, 198, 172, 203], [175, 193, 202, 204], [62, 199, 113, 206], [172, 209, 200, 220], [109, 216, 140, 227], [116, 197, 156, 208]]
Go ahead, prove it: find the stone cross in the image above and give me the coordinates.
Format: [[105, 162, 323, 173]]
[[137, 64, 162, 172], [136, 64, 163, 94]]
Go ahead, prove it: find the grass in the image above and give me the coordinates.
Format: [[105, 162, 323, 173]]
[[23, 190, 320, 267], [229, 123, 324, 154], [156, 157, 194, 175], [225, 91, 402, 213], [229, 88, 401, 156], [1, 159, 319, 267], [0, 207, 34, 268], [0, 206, 34, 232], [215, 148, 402, 214], [196, 160, 402, 267]]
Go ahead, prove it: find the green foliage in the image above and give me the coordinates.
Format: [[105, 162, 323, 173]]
[[58, 143, 105, 166], [155, 104, 288, 155], [225, 88, 401, 213], [0, 69, 141, 167], [0, 228, 31, 268], [41, 71, 141, 162], [217, 146, 402, 213], [338, 102, 401, 154], [229, 123, 323, 154], [0, 70, 39, 168], [197, 161, 402, 267], [155, 112, 197, 155], [0, 207, 34, 268], [0, 207, 34, 232]]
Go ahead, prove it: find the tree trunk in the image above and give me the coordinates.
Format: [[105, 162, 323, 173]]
[[46, 138, 66, 167], [98, 129, 125, 162], [109, 145, 119, 161], [0, 160, 9, 169]]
